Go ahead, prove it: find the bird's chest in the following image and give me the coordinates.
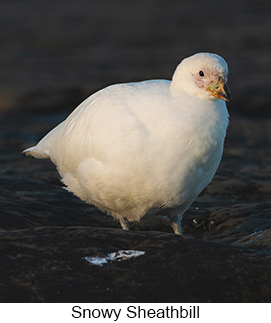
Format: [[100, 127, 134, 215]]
[[148, 117, 226, 209], [188, 125, 223, 168], [153, 108, 226, 178], [161, 112, 225, 187]]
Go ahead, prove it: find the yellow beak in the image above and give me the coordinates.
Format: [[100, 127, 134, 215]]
[[207, 79, 231, 102]]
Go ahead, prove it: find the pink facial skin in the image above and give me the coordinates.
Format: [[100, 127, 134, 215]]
[[194, 68, 227, 90]]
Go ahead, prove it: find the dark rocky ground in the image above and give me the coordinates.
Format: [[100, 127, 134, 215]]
[[0, 0, 271, 302]]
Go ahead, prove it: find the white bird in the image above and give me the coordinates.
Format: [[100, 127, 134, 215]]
[[23, 52, 231, 235]]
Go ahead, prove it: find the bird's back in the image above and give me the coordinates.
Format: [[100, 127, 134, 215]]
[[26, 80, 172, 166]]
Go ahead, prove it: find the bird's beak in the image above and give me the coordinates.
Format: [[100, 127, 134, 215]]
[[207, 79, 231, 102]]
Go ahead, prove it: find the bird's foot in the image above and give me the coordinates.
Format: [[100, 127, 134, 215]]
[[119, 218, 130, 231], [171, 219, 183, 236]]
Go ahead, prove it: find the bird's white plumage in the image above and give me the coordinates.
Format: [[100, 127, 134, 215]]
[[24, 53, 230, 235]]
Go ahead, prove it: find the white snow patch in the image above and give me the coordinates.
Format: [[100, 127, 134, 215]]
[[84, 250, 145, 266]]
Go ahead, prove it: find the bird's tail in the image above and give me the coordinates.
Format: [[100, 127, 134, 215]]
[[22, 146, 49, 159]]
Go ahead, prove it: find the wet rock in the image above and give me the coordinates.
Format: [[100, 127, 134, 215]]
[[1, 227, 271, 302]]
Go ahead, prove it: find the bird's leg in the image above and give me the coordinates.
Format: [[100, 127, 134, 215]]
[[119, 218, 130, 231], [170, 214, 184, 236]]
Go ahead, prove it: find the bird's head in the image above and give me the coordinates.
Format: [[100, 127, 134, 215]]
[[171, 52, 231, 102]]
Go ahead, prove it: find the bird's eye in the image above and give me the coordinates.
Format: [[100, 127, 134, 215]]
[[199, 71, 205, 77]]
